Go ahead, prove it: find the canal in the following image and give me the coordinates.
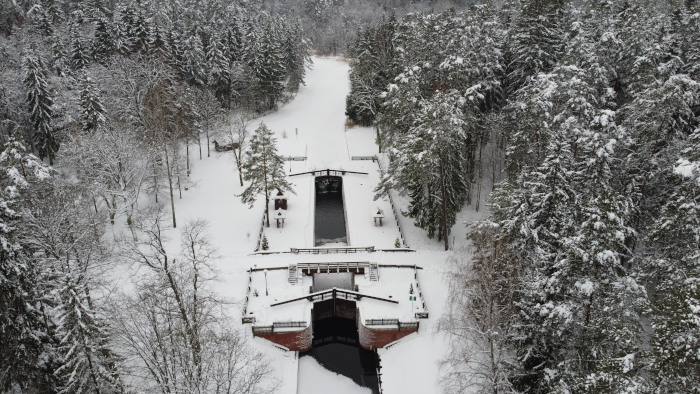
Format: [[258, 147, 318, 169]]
[[314, 176, 348, 246]]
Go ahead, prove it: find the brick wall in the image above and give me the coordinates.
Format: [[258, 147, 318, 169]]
[[358, 322, 417, 350], [254, 325, 312, 352]]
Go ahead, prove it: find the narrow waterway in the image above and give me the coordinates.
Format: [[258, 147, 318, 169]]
[[315, 176, 347, 246], [302, 317, 380, 394]]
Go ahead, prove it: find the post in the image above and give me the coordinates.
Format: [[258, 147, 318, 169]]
[[264, 269, 268, 296]]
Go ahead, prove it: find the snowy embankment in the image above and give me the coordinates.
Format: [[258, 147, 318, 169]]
[[110, 56, 487, 394]]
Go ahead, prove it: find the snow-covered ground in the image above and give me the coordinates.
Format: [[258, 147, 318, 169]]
[[112, 56, 487, 394]]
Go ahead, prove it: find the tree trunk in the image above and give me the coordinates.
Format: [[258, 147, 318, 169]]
[[206, 121, 211, 158], [234, 149, 244, 186], [164, 144, 177, 228], [198, 128, 202, 160], [264, 151, 270, 228], [186, 137, 190, 176], [476, 144, 483, 212], [439, 159, 449, 251]]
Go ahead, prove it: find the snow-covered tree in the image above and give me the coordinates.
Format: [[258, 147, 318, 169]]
[[0, 139, 61, 391], [240, 122, 293, 227], [79, 72, 107, 132], [23, 49, 59, 165], [378, 90, 469, 249]]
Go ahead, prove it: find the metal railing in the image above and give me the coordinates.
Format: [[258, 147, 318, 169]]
[[375, 158, 409, 248], [290, 246, 375, 254]]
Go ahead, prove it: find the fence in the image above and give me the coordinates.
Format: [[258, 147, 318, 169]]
[[251, 326, 273, 335], [241, 270, 255, 323], [413, 265, 429, 319], [253, 210, 267, 252], [296, 261, 369, 274], [273, 321, 307, 329], [375, 159, 410, 248], [290, 246, 375, 254], [365, 318, 399, 326]]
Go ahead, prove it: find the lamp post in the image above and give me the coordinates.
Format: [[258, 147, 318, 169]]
[[264, 269, 268, 296]]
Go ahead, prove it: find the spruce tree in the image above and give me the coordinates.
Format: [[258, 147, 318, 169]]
[[240, 122, 293, 227], [54, 270, 123, 394], [23, 49, 59, 165], [79, 72, 106, 132], [0, 139, 60, 391]]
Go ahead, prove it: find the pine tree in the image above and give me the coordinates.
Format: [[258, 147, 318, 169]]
[[645, 127, 700, 391], [79, 72, 106, 132], [54, 269, 123, 394], [506, 0, 567, 95], [23, 49, 59, 165], [70, 23, 90, 71], [240, 122, 293, 227], [252, 22, 286, 111], [207, 34, 232, 107], [378, 90, 469, 250], [0, 139, 60, 391], [92, 17, 115, 64]]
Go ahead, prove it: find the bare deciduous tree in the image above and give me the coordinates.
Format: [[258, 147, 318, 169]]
[[114, 210, 276, 393], [439, 223, 518, 394], [224, 114, 251, 187]]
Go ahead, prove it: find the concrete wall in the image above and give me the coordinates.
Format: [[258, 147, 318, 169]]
[[255, 325, 312, 352]]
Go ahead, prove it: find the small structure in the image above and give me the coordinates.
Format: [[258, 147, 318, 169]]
[[273, 190, 288, 210], [213, 140, 238, 152], [373, 208, 385, 226], [274, 208, 287, 228]]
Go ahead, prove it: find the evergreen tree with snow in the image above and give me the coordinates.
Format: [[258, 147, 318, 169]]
[[378, 90, 469, 250], [252, 22, 286, 111], [0, 139, 61, 391], [54, 269, 124, 394], [92, 17, 115, 64], [645, 127, 700, 392], [240, 122, 293, 227], [207, 34, 232, 107], [70, 22, 90, 71], [23, 49, 59, 165], [79, 72, 106, 132]]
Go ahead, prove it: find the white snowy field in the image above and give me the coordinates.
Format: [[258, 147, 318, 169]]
[[109, 57, 487, 394]]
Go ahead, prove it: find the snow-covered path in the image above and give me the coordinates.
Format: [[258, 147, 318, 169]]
[[247, 57, 354, 169]]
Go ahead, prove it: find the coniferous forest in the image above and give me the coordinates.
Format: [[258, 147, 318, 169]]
[[347, 0, 700, 392], [1, 0, 312, 392], [1, 0, 699, 392]]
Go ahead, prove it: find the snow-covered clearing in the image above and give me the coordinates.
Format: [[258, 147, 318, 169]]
[[111, 57, 487, 393]]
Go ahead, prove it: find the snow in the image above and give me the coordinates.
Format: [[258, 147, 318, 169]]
[[298, 357, 372, 394], [108, 56, 489, 394], [674, 158, 698, 179]]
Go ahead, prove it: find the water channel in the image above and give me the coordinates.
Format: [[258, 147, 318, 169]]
[[314, 176, 347, 246]]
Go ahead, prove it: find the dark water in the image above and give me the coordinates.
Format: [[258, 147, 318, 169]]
[[315, 176, 347, 246], [302, 317, 380, 393]]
